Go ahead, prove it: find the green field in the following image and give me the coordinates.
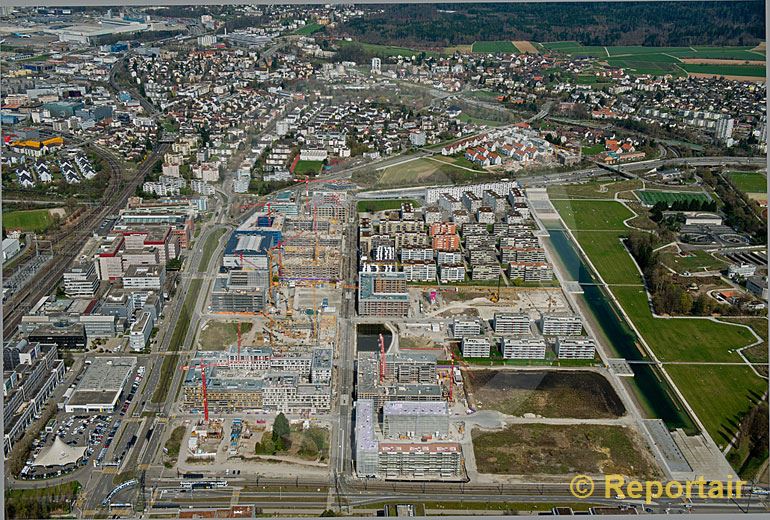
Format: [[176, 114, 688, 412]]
[[457, 113, 507, 127], [665, 365, 766, 449], [472, 40, 517, 53], [580, 143, 606, 155], [548, 179, 643, 200], [636, 190, 711, 206], [3, 208, 54, 232], [728, 171, 767, 194], [551, 199, 632, 231], [680, 63, 766, 77], [357, 198, 421, 213], [337, 40, 442, 58], [292, 22, 323, 35], [198, 320, 254, 350], [573, 231, 643, 285], [293, 160, 324, 175], [659, 248, 727, 274]]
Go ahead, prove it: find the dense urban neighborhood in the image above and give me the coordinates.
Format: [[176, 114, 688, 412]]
[[0, 3, 767, 519]]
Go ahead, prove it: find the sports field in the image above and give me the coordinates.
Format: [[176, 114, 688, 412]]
[[472, 40, 517, 53], [3, 208, 54, 232], [728, 171, 766, 194], [293, 160, 324, 175], [636, 190, 711, 206]]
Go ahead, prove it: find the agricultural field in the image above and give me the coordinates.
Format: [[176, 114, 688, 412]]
[[728, 171, 767, 194], [337, 40, 442, 58], [681, 63, 766, 77], [457, 113, 507, 127], [636, 189, 711, 206], [3, 208, 56, 232], [197, 321, 254, 350], [472, 40, 517, 54], [512, 41, 539, 54], [464, 369, 625, 419], [472, 424, 658, 477]]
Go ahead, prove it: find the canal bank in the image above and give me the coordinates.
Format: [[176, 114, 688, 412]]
[[541, 224, 697, 435]]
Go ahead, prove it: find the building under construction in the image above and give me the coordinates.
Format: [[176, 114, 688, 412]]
[[355, 350, 443, 409]]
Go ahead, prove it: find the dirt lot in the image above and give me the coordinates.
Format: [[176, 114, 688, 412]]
[[687, 73, 767, 83], [196, 320, 254, 350], [464, 370, 625, 419], [472, 424, 658, 478]]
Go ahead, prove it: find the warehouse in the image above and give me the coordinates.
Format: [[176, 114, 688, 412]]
[[65, 357, 136, 412]]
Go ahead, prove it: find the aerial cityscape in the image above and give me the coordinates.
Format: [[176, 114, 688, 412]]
[[0, 2, 767, 518]]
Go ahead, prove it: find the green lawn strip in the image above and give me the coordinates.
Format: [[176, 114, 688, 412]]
[[551, 199, 633, 231], [198, 228, 226, 273], [665, 365, 766, 450], [152, 279, 202, 404], [612, 286, 757, 362], [164, 425, 186, 460], [728, 171, 767, 194], [356, 198, 421, 212], [3, 208, 53, 232], [636, 189, 711, 206], [572, 232, 642, 285]]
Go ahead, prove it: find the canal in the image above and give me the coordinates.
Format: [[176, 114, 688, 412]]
[[545, 226, 697, 434]]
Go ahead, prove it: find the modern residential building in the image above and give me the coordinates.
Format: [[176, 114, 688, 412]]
[[358, 271, 410, 317], [493, 312, 531, 335], [461, 337, 491, 358], [540, 313, 583, 336], [555, 337, 596, 360], [500, 336, 547, 359], [452, 318, 482, 338]]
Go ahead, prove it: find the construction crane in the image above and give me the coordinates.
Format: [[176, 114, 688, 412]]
[[178, 360, 231, 422], [488, 274, 502, 303]]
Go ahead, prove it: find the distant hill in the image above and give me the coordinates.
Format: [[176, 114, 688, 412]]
[[334, 2, 765, 49]]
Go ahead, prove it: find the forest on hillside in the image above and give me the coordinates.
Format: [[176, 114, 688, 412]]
[[335, 2, 765, 49]]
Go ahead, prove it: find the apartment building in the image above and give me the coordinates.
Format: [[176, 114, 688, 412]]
[[358, 271, 410, 317], [508, 262, 553, 282], [452, 318, 482, 338], [493, 312, 531, 335], [382, 401, 449, 439], [540, 313, 583, 336], [439, 264, 465, 283], [555, 337, 596, 359], [461, 337, 491, 358], [378, 442, 464, 480], [500, 247, 546, 264], [400, 248, 434, 262], [500, 336, 547, 359], [472, 263, 501, 281], [403, 261, 437, 282]]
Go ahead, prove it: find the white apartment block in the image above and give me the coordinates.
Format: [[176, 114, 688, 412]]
[[453, 318, 481, 338], [402, 261, 437, 282], [439, 264, 465, 283], [508, 262, 553, 282], [501, 247, 546, 264], [556, 336, 596, 359], [540, 313, 583, 336], [500, 336, 547, 359], [493, 312, 531, 335], [400, 248, 434, 262], [461, 337, 490, 358], [437, 251, 463, 265]]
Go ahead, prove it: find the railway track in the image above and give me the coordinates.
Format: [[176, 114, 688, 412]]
[[2, 143, 168, 339]]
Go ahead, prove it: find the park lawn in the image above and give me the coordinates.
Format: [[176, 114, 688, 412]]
[[636, 190, 711, 206], [472, 40, 517, 53], [3, 208, 53, 232], [551, 199, 632, 231], [681, 63, 766, 77], [665, 365, 766, 450], [357, 198, 421, 213], [659, 248, 727, 274], [728, 171, 766, 194], [548, 179, 642, 200], [580, 143, 606, 155], [612, 286, 758, 362], [572, 231, 642, 285]]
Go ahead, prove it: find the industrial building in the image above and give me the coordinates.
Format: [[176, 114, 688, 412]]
[[64, 357, 137, 413], [555, 337, 596, 359], [540, 313, 583, 336], [500, 336, 547, 359]]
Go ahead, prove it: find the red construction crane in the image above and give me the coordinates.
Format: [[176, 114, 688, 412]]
[[178, 360, 231, 422], [378, 333, 386, 383]]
